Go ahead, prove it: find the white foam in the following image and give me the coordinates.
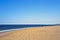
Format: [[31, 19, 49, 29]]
[[0, 28, 24, 32]]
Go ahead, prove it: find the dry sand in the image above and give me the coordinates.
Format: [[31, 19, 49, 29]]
[[0, 26, 60, 40]]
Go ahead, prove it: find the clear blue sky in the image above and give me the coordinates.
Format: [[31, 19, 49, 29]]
[[0, 0, 60, 24]]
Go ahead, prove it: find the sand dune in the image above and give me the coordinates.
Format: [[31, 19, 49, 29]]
[[0, 26, 60, 40]]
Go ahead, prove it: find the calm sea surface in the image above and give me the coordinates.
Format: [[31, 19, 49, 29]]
[[0, 24, 54, 30]]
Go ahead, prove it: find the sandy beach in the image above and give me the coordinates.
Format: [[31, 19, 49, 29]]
[[0, 26, 60, 40]]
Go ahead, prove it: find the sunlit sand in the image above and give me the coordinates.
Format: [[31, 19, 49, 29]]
[[0, 26, 60, 40]]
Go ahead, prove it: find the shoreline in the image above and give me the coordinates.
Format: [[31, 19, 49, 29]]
[[0, 25, 57, 32], [0, 25, 60, 40]]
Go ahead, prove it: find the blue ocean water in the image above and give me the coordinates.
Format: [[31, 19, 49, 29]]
[[0, 24, 54, 30]]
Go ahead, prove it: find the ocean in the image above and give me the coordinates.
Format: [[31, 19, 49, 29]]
[[0, 24, 54, 31]]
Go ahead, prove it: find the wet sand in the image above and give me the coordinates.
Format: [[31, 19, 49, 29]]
[[0, 26, 60, 40]]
